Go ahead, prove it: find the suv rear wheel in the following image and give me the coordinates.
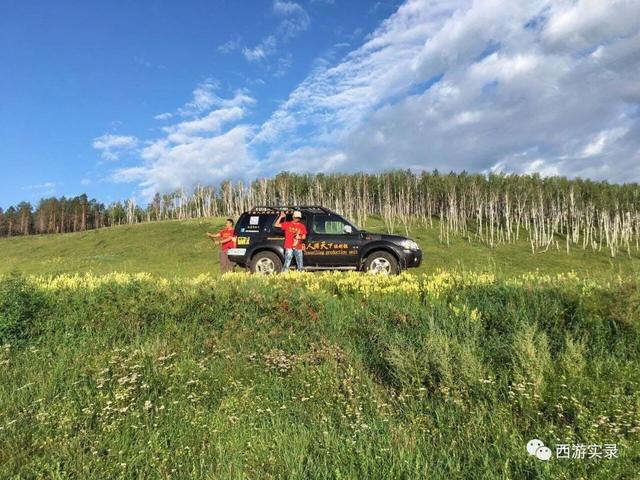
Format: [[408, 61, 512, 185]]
[[250, 251, 282, 274], [364, 251, 399, 275]]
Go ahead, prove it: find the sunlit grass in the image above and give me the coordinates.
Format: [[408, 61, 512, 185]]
[[1, 216, 639, 279], [1, 271, 639, 478]]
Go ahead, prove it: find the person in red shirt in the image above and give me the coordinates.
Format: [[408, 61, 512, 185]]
[[206, 218, 236, 273], [275, 210, 307, 272]]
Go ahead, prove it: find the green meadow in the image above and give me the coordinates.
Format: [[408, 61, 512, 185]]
[[1, 272, 639, 479], [1, 216, 639, 278], [1, 220, 639, 479]]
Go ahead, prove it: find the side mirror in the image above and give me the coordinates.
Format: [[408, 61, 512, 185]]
[[343, 225, 353, 234]]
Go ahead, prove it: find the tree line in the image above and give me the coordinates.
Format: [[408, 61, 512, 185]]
[[2, 171, 640, 257]]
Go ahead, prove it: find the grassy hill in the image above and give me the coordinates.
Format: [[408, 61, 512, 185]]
[[2, 219, 640, 478], [1, 217, 639, 278]]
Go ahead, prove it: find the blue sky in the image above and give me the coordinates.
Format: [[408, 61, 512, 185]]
[[1, 0, 639, 208]]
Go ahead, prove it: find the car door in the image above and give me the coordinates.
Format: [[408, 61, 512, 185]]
[[305, 214, 360, 267]]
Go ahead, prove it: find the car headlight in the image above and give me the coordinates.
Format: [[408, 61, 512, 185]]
[[399, 239, 419, 251]]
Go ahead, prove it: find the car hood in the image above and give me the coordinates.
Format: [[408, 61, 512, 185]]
[[361, 232, 412, 243]]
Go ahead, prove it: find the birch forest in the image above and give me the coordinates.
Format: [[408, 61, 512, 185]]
[[2, 171, 640, 257]]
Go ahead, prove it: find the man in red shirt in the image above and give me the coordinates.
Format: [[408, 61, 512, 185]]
[[275, 210, 307, 272], [206, 218, 236, 273]]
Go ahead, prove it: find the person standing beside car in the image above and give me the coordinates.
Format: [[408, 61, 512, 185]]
[[275, 210, 307, 272], [206, 218, 236, 273]]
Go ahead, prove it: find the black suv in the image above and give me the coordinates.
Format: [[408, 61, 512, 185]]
[[226, 206, 422, 274]]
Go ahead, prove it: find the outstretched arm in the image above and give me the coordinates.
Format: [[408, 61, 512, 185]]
[[206, 232, 221, 244]]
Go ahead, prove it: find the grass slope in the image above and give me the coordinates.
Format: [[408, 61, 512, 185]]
[[1, 273, 639, 479], [1, 217, 639, 278]]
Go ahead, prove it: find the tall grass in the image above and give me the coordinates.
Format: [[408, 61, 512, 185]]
[[1, 272, 638, 479]]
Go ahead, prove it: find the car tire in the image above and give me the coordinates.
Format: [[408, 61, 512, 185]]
[[250, 251, 282, 274], [364, 251, 399, 275]]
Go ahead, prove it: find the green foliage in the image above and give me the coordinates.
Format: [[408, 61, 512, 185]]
[[0, 272, 45, 343], [0, 274, 638, 479], [511, 324, 552, 389]]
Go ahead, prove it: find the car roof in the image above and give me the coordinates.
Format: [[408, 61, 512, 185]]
[[247, 206, 335, 215]]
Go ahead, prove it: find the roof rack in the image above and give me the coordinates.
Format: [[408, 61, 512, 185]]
[[249, 205, 334, 214]]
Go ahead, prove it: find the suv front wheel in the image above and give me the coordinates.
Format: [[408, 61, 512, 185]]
[[250, 251, 282, 274], [364, 251, 399, 275]]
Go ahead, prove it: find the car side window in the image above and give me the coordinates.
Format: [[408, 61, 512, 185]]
[[312, 215, 351, 235], [237, 214, 278, 233], [261, 214, 278, 232], [235, 214, 251, 232]]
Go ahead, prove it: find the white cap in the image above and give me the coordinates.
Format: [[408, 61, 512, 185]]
[[293, 210, 302, 218]]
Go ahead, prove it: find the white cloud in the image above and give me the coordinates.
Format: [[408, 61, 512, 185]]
[[238, 0, 310, 65], [543, 0, 640, 51], [581, 127, 629, 158], [24, 181, 56, 190], [153, 112, 173, 121], [113, 126, 257, 199], [255, 0, 456, 144], [111, 90, 258, 198], [179, 79, 220, 114], [163, 107, 245, 140], [158, 90, 255, 144], [176, 80, 255, 117], [274, 53, 294, 78], [274, 0, 310, 39], [448, 110, 482, 127], [23, 181, 57, 197], [273, 0, 305, 16], [92, 134, 138, 161], [523, 159, 560, 177], [255, 0, 640, 182], [108, 0, 640, 198], [217, 36, 243, 54], [262, 146, 347, 174], [243, 36, 278, 62]]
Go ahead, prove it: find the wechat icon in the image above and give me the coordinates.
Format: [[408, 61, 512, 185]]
[[527, 439, 552, 461]]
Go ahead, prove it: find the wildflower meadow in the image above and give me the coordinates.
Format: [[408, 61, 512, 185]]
[[1, 271, 639, 479]]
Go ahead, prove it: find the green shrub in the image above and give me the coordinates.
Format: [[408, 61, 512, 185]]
[[0, 273, 46, 344]]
